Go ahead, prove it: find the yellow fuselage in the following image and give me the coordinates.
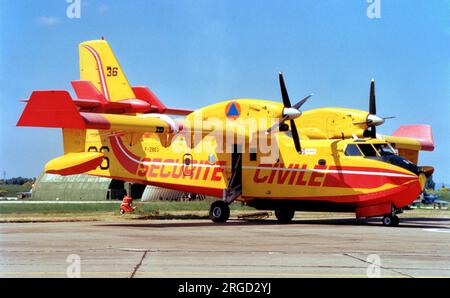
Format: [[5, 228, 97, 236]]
[[59, 99, 424, 218]]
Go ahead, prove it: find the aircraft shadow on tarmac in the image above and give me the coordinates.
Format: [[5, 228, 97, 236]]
[[98, 217, 450, 229]]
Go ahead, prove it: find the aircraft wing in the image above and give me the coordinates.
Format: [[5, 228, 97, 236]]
[[382, 125, 434, 165]]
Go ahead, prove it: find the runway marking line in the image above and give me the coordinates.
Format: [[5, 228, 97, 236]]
[[422, 228, 450, 233]]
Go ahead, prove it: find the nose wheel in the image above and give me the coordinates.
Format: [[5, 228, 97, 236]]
[[382, 214, 400, 226], [209, 200, 230, 223]]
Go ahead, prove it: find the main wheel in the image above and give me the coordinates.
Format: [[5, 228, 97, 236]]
[[120, 209, 125, 215], [275, 208, 295, 223], [209, 200, 230, 223], [382, 215, 399, 227]]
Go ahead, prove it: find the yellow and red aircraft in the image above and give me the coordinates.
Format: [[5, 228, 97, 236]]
[[17, 39, 435, 226]]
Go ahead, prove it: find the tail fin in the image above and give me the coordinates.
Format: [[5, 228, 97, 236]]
[[79, 39, 135, 102]]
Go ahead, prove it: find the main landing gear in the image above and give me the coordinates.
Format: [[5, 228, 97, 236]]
[[210, 147, 242, 223], [209, 200, 230, 223], [208, 186, 241, 223], [275, 208, 295, 223]]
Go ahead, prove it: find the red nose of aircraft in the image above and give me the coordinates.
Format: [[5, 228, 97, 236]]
[[391, 172, 425, 210]]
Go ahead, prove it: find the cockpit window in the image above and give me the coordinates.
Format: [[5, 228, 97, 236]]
[[345, 144, 362, 156], [357, 144, 378, 156], [373, 144, 395, 156]]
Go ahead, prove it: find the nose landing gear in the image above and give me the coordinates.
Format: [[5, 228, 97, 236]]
[[382, 205, 401, 226], [382, 214, 400, 226]]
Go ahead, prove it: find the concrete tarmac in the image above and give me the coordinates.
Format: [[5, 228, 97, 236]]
[[1, 216, 450, 278]]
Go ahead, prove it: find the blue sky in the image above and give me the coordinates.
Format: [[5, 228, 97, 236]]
[[0, 0, 449, 185]]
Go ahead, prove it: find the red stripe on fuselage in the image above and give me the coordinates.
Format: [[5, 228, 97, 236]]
[[252, 164, 416, 189], [323, 165, 416, 189], [243, 179, 422, 209], [327, 165, 412, 175], [322, 172, 414, 189], [109, 136, 140, 174]]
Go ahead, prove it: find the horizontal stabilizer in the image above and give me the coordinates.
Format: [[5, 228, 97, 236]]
[[72, 81, 152, 113], [71, 80, 108, 103], [45, 152, 104, 175], [106, 99, 151, 113], [17, 91, 85, 129], [132, 86, 193, 115], [17, 90, 177, 133], [164, 107, 194, 116]]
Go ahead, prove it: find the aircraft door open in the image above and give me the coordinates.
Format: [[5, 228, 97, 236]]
[[229, 144, 242, 191]]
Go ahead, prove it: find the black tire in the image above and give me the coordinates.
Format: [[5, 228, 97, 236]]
[[120, 209, 125, 215], [275, 208, 295, 223], [392, 215, 400, 226], [356, 218, 367, 225], [209, 201, 230, 223], [382, 215, 399, 227]]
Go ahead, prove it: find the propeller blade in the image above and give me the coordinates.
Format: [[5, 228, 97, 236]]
[[292, 94, 313, 110], [290, 119, 301, 153], [370, 79, 376, 115], [279, 72, 291, 108], [369, 79, 377, 138], [370, 126, 376, 138], [277, 72, 305, 153], [266, 116, 289, 134], [266, 122, 280, 135]]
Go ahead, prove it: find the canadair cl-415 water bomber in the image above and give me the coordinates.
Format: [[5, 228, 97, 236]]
[[17, 39, 435, 226]]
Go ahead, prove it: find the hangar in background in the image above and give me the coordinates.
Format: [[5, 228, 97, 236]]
[[31, 173, 190, 201], [141, 186, 185, 201], [32, 173, 122, 201]]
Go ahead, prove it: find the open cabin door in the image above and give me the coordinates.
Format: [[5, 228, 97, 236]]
[[225, 144, 242, 202]]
